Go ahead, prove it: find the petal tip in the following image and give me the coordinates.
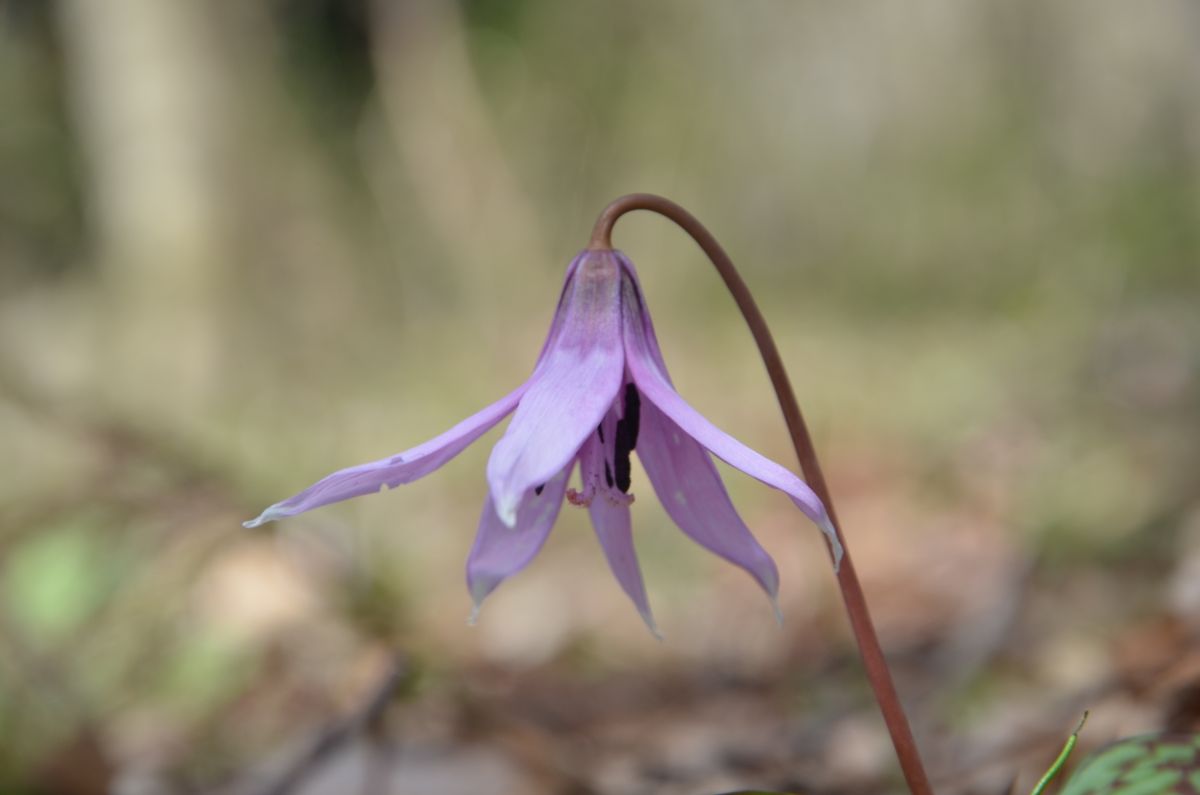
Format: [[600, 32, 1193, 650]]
[[819, 515, 845, 571], [771, 596, 784, 627], [494, 496, 520, 528], [467, 577, 497, 624], [242, 507, 280, 529], [642, 612, 664, 641]]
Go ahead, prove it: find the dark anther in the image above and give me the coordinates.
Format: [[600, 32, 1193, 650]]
[[623, 383, 640, 450], [534, 484, 545, 496], [613, 450, 632, 493], [603, 460, 614, 489], [597, 424, 605, 442], [612, 384, 641, 493]]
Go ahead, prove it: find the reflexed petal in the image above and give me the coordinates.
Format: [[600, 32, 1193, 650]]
[[244, 385, 526, 528], [577, 431, 659, 637], [487, 251, 625, 526], [589, 497, 660, 639], [620, 271, 843, 566], [637, 397, 781, 616], [466, 465, 571, 619]]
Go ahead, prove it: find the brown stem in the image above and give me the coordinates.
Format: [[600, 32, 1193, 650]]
[[591, 193, 934, 795]]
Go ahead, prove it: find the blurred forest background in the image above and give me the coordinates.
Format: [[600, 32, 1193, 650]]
[[1, 1, 1198, 794]]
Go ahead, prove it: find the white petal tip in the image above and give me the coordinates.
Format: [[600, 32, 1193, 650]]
[[819, 515, 844, 572], [468, 578, 497, 623], [242, 511, 277, 529], [638, 610, 663, 641], [495, 500, 519, 528]]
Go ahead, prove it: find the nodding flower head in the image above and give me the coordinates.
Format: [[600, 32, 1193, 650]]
[[245, 249, 839, 637]]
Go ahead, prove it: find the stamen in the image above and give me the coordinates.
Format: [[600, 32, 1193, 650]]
[[614, 451, 632, 493], [534, 484, 545, 496], [623, 384, 640, 449], [612, 384, 641, 493], [603, 460, 614, 489], [597, 424, 605, 443]]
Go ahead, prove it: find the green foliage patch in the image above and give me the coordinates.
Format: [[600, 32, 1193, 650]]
[[1060, 734, 1200, 795]]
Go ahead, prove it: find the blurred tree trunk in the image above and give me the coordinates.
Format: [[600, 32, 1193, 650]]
[[368, 0, 548, 335], [55, 0, 229, 423]]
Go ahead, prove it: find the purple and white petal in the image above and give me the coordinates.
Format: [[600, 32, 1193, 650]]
[[466, 464, 571, 620], [487, 251, 626, 526], [576, 429, 659, 637], [620, 271, 843, 568], [636, 397, 782, 619], [244, 385, 526, 528]]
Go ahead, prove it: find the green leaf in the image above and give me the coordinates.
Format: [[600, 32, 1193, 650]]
[[1060, 733, 1200, 795], [2, 516, 114, 642]]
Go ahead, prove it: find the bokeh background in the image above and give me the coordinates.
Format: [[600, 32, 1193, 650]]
[[1, 1, 1198, 794]]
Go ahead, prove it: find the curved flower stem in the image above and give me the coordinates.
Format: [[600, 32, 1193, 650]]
[[591, 193, 934, 795]]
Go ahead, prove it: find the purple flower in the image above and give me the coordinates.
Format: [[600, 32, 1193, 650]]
[[246, 250, 839, 635]]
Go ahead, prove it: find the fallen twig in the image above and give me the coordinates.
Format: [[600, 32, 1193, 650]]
[[249, 653, 409, 795]]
